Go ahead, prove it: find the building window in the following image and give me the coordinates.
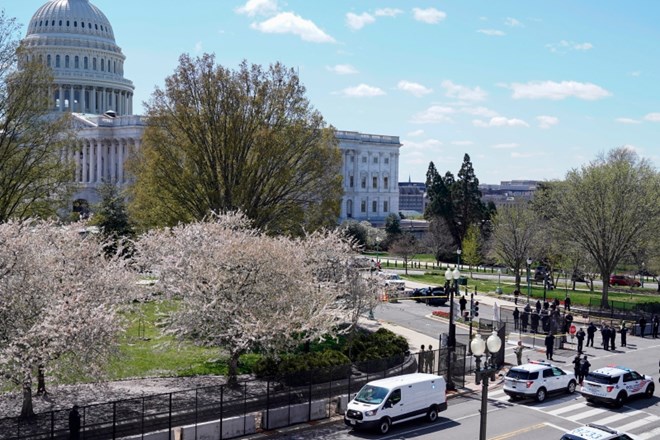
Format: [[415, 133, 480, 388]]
[[66, 21, 69, 27], [84, 57, 88, 69], [384, 201, 389, 212], [372, 201, 377, 213], [74, 21, 77, 27], [65, 55, 69, 68], [47, 54, 51, 67], [372, 176, 377, 189], [101, 59, 105, 71], [93, 58, 97, 70], [350, 156, 354, 163], [361, 200, 366, 213], [347, 200, 353, 218], [385, 157, 389, 164], [383, 177, 389, 189], [373, 157, 378, 164], [362, 156, 367, 163], [55, 55, 60, 68], [361, 177, 366, 189], [74, 56, 79, 68], [349, 176, 354, 188], [59, 20, 62, 26]]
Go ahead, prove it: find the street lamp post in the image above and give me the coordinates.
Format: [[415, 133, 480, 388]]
[[471, 331, 503, 440], [444, 267, 456, 391], [641, 262, 645, 288], [495, 269, 502, 294], [526, 258, 532, 304], [375, 237, 381, 263], [457, 248, 462, 270]]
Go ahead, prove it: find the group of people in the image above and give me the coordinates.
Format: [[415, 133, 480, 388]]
[[512, 300, 570, 335], [638, 315, 660, 339], [572, 354, 591, 385], [417, 344, 436, 374]]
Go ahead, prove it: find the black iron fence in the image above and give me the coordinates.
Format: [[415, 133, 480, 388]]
[[0, 349, 468, 440]]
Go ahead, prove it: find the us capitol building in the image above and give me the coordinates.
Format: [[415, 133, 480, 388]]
[[20, 0, 400, 224]]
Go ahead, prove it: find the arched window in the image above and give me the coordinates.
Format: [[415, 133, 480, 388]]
[[347, 200, 353, 218], [81, 22, 85, 28], [55, 55, 60, 68], [93, 58, 97, 70], [84, 57, 88, 69], [65, 55, 70, 68], [113, 61, 117, 73], [101, 59, 105, 71], [74, 21, 77, 27], [47, 54, 51, 67], [59, 20, 62, 26], [66, 21, 70, 26], [74, 56, 79, 68]]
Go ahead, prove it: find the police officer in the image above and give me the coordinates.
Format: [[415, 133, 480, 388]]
[[576, 327, 586, 353]]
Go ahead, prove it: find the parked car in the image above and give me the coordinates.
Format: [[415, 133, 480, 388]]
[[571, 270, 586, 282], [534, 266, 550, 282], [561, 423, 640, 440], [580, 365, 654, 407], [503, 361, 577, 402], [378, 272, 406, 291], [609, 275, 641, 287]]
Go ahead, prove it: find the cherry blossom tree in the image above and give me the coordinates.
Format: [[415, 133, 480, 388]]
[[0, 220, 135, 418], [134, 212, 370, 386]]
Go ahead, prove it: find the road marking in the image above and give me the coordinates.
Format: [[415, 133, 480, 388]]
[[565, 407, 607, 421], [597, 409, 642, 425], [547, 402, 585, 416], [638, 426, 660, 439], [488, 423, 546, 440], [615, 415, 660, 433]]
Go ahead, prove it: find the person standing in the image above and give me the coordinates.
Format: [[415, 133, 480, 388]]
[[426, 345, 435, 373], [535, 300, 542, 314], [639, 316, 647, 338], [579, 355, 591, 385], [572, 354, 581, 383], [531, 311, 540, 334], [514, 340, 524, 365], [576, 327, 586, 354], [521, 307, 529, 332], [68, 405, 81, 440], [601, 325, 610, 351], [514, 289, 520, 305], [545, 332, 555, 361], [418, 345, 426, 373], [513, 307, 520, 330], [652, 315, 659, 339], [620, 322, 628, 347], [610, 325, 616, 351], [459, 295, 467, 315], [564, 295, 571, 311], [587, 322, 597, 347]]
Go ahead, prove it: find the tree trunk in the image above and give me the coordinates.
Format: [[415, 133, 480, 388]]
[[227, 352, 240, 388], [20, 377, 35, 419], [601, 271, 610, 308], [36, 365, 47, 396]]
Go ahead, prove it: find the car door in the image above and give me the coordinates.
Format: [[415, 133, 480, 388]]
[[384, 389, 404, 419], [623, 371, 642, 396], [543, 367, 564, 392]]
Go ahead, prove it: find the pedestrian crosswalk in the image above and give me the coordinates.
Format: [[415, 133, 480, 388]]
[[487, 387, 660, 439]]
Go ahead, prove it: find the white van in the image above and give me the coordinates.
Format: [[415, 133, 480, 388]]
[[344, 373, 447, 434]]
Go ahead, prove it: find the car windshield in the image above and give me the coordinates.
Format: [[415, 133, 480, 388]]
[[506, 369, 534, 380], [355, 385, 389, 404], [585, 373, 619, 385]]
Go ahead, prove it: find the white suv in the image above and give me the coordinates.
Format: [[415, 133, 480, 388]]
[[561, 423, 640, 440], [504, 361, 577, 402], [580, 366, 654, 407]]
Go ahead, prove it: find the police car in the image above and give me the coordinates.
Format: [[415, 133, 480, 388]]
[[560, 423, 640, 440], [580, 365, 654, 407], [503, 361, 577, 402]]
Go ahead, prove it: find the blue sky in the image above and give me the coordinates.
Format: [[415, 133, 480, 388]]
[[6, 0, 660, 184]]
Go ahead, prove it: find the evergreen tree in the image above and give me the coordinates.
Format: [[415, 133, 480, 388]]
[[453, 154, 487, 243]]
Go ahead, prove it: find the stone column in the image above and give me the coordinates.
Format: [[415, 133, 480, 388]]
[[58, 85, 64, 111], [91, 87, 96, 114], [96, 140, 103, 183], [118, 140, 124, 183], [110, 141, 116, 182], [74, 144, 81, 182], [69, 85, 74, 112], [81, 141, 88, 182], [81, 86, 86, 113]]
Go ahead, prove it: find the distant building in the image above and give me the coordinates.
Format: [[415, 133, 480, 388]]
[[338, 131, 401, 224], [398, 180, 426, 216], [479, 180, 538, 207]]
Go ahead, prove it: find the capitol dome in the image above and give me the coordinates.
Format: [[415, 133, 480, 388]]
[[21, 0, 134, 116]]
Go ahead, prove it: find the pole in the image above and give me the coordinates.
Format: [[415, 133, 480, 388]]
[[526, 264, 531, 304], [468, 293, 474, 355], [447, 285, 456, 391], [479, 374, 489, 440]]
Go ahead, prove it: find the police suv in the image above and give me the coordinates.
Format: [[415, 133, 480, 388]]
[[561, 423, 640, 440], [503, 361, 577, 402], [580, 365, 654, 407]]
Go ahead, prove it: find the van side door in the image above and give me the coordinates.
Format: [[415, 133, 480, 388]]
[[383, 389, 404, 418]]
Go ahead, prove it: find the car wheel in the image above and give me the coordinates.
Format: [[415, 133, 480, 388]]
[[614, 392, 626, 408], [586, 397, 595, 404], [535, 387, 547, 402], [427, 406, 438, 422], [378, 418, 391, 434], [645, 383, 655, 398], [567, 380, 577, 394]]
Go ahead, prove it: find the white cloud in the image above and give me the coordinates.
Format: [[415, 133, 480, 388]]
[[397, 80, 433, 97], [478, 29, 505, 36], [492, 143, 519, 149], [251, 12, 335, 43], [194, 41, 203, 53], [327, 64, 358, 75], [461, 106, 498, 117], [546, 40, 593, 53], [644, 112, 660, 122], [473, 117, 529, 127], [511, 152, 537, 158], [407, 129, 425, 137], [508, 80, 611, 100], [452, 140, 474, 146], [411, 105, 455, 124], [442, 80, 487, 101], [346, 12, 375, 30], [412, 8, 447, 24], [340, 84, 386, 97], [536, 115, 559, 129], [629, 71, 641, 77], [505, 17, 522, 27], [616, 117, 641, 124], [402, 138, 443, 150], [235, 0, 278, 17], [375, 8, 403, 17]]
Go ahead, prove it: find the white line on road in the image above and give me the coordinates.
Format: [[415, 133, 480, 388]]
[[564, 407, 608, 422]]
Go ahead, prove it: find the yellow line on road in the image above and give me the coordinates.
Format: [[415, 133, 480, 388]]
[[488, 423, 546, 440]]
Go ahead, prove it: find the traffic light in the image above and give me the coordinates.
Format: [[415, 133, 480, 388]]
[[470, 301, 479, 318]]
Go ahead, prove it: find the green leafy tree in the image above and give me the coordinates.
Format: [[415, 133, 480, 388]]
[[127, 54, 342, 235], [89, 183, 134, 256], [545, 147, 660, 307], [461, 223, 481, 276], [384, 212, 402, 246], [0, 12, 73, 222], [340, 220, 368, 248], [388, 233, 418, 275]]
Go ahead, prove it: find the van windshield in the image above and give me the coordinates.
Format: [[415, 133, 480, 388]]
[[355, 385, 389, 404]]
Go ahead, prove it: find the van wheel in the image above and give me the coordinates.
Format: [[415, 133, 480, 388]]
[[614, 392, 626, 408], [427, 406, 438, 422], [567, 380, 576, 394], [535, 387, 547, 402], [645, 383, 655, 398], [378, 418, 391, 434]]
